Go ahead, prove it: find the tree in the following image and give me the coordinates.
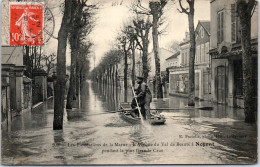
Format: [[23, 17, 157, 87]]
[[78, 41, 93, 90], [132, 0, 167, 98], [129, 28, 137, 87], [237, 0, 257, 123], [53, 0, 75, 130], [149, 0, 167, 98], [117, 27, 132, 91], [41, 53, 56, 76], [89, 49, 122, 86], [178, 0, 195, 106], [168, 40, 180, 53], [132, 16, 152, 82], [66, 0, 96, 109]]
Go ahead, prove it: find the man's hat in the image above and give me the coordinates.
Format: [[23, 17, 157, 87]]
[[136, 76, 144, 80]]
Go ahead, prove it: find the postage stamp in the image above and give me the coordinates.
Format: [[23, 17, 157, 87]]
[[9, 3, 44, 46]]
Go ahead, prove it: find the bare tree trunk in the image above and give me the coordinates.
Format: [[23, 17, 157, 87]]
[[237, 0, 256, 123], [178, 0, 196, 106], [151, 7, 163, 98], [188, 9, 195, 106], [75, 57, 80, 108], [124, 48, 128, 91], [116, 64, 118, 88], [142, 42, 149, 82], [53, 0, 72, 130], [112, 65, 115, 87], [131, 46, 136, 87], [109, 66, 112, 85], [66, 32, 79, 109]]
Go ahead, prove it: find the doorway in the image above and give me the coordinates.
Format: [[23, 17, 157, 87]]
[[217, 66, 226, 104]]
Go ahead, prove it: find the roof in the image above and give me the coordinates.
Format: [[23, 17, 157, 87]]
[[1, 46, 23, 65], [166, 51, 180, 60], [149, 48, 173, 55], [179, 40, 190, 46], [197, 20, 210, 35]]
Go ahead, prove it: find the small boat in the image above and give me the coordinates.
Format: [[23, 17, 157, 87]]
[[119, 102, 166, 125]]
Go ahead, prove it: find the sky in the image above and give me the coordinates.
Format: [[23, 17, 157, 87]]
[[88, 0, 210, 69], [1, 0, 210, 69]]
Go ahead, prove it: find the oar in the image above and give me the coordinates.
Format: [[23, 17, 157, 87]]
[[150, 106, 214, 111], [130, 83, 144, 121], [102, 106, 214, 113], [87, 106, 213, 116], [103, 106, 213, 113]]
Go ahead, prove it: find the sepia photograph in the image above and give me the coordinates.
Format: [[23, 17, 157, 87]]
[[1, 0, 258, 165]]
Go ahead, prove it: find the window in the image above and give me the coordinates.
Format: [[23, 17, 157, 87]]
[[197, 45, 201, 63], [187, 51, 190, 65], [205, 42, 209, 62], [200, 27, 204, 38], [201, 44, 205, 62], [231, 4, 236, 43], [217, 10, 224, 44], [196, 46, 199, 63], [185, 52, 188, 66], [181, 51, 185, 65], [195, 47, 198, 63]]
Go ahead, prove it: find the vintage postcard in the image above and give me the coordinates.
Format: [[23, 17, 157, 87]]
[[1, 0, 258, 165]]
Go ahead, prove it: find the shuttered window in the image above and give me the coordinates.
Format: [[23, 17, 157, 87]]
[[196, 46, 199, 63], [205, 42, 209, 62], [201, 44, 205, 62], [187, 51, 189, 65], [181, 51, 185, 65], [231, 4, 236, 43], [217, 10, 224, 44], [197, 45, 201, 63]]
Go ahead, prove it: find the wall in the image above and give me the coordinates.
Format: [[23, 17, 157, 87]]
[[210, 0, 258, 50], [180, 43, 190, 66]]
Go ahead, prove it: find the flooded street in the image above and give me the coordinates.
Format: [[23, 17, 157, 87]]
[[1, 81, 257, 165]]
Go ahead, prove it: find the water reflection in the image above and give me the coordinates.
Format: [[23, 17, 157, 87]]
[[1, 81, 257, 165]]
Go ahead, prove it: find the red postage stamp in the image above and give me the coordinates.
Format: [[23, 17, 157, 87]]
[[10, 3, 43, 46]]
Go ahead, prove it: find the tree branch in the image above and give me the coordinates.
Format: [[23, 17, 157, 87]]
[[178, 0, 189, 14], [134, 35, 143, 50]]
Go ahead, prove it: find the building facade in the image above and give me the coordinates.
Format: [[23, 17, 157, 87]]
[[194, 21, 211, 100], [148, 48, 173, 80], [1, 46, 29, 124], [168, 40, 190, 96], [168, 21, 211, 100], [209, 0, 258, 107], [166, 51, 180, 68]]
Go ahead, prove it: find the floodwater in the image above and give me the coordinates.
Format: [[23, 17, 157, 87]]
[[1, 81, 257, 165]]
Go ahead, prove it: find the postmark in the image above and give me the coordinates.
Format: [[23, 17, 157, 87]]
[[10, 2, 44, 46], [43, 6, 55, 45]]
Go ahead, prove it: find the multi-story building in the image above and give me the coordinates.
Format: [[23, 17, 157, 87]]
[[168, 21, 211, 100], [148, 48, 173, 80], [194, 21, 211, 100], [209, 0, 258, 107], [166, 51, 180, 68]]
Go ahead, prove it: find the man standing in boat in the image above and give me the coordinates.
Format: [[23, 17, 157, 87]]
[[131, 76, 152, 119]]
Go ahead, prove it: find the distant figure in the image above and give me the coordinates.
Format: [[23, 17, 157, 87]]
[[131, 76, 152, 119]]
